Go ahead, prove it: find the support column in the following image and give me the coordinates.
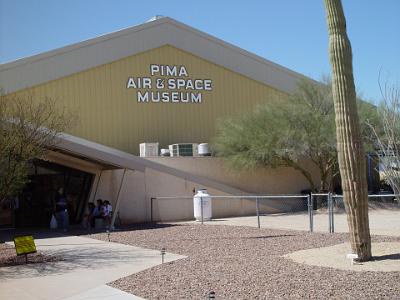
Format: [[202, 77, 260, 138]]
[[111, 169, 127, 229]]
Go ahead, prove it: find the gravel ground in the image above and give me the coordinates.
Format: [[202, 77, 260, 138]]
[[0, 243, 62, 267], [86, 224, 400, 300]]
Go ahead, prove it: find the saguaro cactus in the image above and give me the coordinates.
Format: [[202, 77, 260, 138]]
[[324, 0, 372, 261]]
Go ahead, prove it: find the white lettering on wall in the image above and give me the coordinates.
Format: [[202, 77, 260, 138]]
[[127, 64, 212, 103], [137, 91, 149, 102], [136, 91, 203, 103]]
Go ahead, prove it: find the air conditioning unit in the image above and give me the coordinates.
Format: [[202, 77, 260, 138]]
[[140, 143, 159, 157], [169, 143, 198, 157]]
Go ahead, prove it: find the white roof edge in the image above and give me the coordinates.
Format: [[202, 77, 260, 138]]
[[0, 16, 305, 81], [57, 133, 248, 196], [0, 16, 316, 95], [165, 18, 311, 83], [0, 17, 169, 71]]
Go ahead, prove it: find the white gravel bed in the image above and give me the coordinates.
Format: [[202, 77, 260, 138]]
[[86, 224, 400, 299]]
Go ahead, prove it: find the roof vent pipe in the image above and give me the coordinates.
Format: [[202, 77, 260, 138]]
[[146, 15, 165, 23]]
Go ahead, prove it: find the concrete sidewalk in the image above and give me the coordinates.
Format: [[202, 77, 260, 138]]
[[0, 235, 185, 300], [65, 285, 145, 300]]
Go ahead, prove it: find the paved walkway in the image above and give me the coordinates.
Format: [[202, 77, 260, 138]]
[[65, 285, 145, 300], [285, 241, 400, 272], [0, 235, 185, 300]]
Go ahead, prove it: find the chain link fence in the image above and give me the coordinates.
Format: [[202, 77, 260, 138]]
[[150, 194, 312, 231], [309, 193, 399, 234], [331, 193, 399, 235], [150, 192, 399, 235]]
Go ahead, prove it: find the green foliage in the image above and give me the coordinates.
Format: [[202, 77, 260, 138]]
[[214, 102, 287, 169], [358, 100, 381, 151], [213, 78, 378, 191], [0, 93, 74, 202]]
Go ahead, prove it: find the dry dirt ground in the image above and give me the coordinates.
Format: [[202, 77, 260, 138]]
[[86, 224, 400, 300], [0, 243, 62, 267]]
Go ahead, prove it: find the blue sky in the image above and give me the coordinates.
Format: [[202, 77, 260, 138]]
[[0, 0, 399, 103]]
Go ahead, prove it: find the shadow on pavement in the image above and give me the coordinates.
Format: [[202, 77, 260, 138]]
[[372, 252, 400, 261], [0, 228, 69, 243], [0, 223, 180, 243], [246, 234, 296, 239], [0, 223, 184, 281], [0, 244, 160, 280]]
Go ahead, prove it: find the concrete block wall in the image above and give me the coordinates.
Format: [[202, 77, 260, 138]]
[[146, 157, 320, 195], [94, 163, 309, 224]]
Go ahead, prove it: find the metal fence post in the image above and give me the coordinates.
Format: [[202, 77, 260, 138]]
[[150, 197, 154, 223], [331, 194, 335, 233], [256, 197, 260, 229], [328, 192, 332, 233], [308, 194, 313, 232], [201, 196, 204, 225]]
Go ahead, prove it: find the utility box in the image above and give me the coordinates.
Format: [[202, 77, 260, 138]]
[[140, 143, 159, 157], [169, 143, 198, 157]]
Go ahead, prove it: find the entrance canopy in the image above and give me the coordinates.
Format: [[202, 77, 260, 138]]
[[53, 133, 246, 196], [54, 133, 147, 172]]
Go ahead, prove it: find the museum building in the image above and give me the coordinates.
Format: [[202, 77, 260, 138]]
[[0, 16, 322, 228]]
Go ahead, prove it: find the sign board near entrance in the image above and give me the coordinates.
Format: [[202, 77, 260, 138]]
[[126, 64, 213, 103], [13, 235, 37, 256]]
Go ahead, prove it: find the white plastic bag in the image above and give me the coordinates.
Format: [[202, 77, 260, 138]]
[[50, 214, 58, 229]]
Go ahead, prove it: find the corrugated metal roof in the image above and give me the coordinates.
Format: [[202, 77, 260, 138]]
[[0, 17, 314, 95]]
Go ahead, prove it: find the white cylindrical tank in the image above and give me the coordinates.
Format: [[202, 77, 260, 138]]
[[193, 189, 212, 221], [198, 143, 211, 156]]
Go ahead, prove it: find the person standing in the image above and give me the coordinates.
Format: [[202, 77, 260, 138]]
[[55, 188, 68, 232], [93, 199, 104, 218], [84, 202, 95, 229], [103, 200, 113, 229]]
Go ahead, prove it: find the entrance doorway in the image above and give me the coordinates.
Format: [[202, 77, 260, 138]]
[[9, 160, 94, 228]]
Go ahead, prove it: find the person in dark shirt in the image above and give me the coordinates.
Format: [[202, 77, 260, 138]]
[[55, 188, 69, 232], [93, 199, 104, 218], [84, 202, 95, 229]]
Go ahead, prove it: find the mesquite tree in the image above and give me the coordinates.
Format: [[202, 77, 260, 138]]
[[213, 79, 336, 192], [213, 77, 377, 193], [324, 0, 372, 260]]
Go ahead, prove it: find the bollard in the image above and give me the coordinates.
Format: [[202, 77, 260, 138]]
[[161, 248, 166, 264], [208, 291, 215, 299], [346, 253, 358, 265], [106, 230, 111, 242]]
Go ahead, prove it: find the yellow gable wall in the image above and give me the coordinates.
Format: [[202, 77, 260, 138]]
[[12, 45, 288, 155]]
